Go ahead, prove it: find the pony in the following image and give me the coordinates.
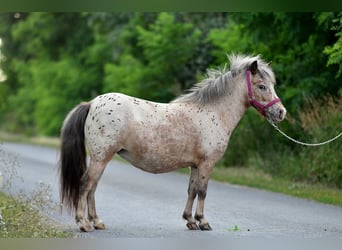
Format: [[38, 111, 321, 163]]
[[59, 54, 286, 232]]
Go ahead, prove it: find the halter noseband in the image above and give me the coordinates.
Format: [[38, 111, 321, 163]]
[[246, 70, 280, 117]]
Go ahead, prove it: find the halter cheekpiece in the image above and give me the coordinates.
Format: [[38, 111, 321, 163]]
[[246, 70, 281, 116]]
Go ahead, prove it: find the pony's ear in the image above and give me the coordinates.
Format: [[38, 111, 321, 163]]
[[250, 61, 258, 74]]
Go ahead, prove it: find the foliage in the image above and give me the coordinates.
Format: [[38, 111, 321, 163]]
[[104, 54, 145, 97], [103, 12, 202, 101], [322, 12, 342, 77], [208, 19, 250, 62], [136, 12, 202, 100], [291, 92, 342, 187], [0, 13, 103, 135], [227, 92, 342, 188]]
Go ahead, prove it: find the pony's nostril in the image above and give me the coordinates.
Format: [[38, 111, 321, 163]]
[[279, 109, 286, 120]]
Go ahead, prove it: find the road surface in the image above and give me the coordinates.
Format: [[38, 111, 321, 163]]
[[1, 142, 342, 238]]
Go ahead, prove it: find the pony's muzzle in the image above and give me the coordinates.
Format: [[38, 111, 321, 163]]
[[267, 105, 286, 123]]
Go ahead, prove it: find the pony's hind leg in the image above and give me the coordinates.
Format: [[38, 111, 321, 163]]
[[76, 158, 109, 232], [87, 176, 105, 230], [183, 166, 200, 230]]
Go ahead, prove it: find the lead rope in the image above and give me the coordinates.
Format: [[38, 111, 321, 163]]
[[267, 119, 342, 146]]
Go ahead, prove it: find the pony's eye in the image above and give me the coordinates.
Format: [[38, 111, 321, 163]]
[[258, 85, 266, 91]]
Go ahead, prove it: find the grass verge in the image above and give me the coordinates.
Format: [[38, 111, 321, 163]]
[[179, 166, 342, 206], [0, 192, 71, 238], [210, 166, 342, 207], [180, 166, 342, 206], [0, 131, 59, 148]]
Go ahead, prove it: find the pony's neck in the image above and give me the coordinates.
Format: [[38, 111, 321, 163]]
[[214, 72, 249, 132]]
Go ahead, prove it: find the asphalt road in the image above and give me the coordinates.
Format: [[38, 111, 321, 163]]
[[1, 142, 342, 238]]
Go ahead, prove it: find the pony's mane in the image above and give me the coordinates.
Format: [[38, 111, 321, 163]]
[[172, 54, 274, 105]]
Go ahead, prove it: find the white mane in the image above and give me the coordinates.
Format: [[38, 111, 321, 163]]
[[173, 54, 274, 105]]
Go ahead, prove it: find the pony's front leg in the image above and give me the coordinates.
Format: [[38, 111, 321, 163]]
[[194, 164, 213, 231], [183, 166, 200, 230]]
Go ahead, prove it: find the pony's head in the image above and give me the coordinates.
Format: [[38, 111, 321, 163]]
[[246, 60, 286, 123]]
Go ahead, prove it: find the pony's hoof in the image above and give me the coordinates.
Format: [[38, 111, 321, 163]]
[[94, 223, 106, 230], [78, 220, 93, 232], [186, 222, 200, 230], [79, 224, 93, 232], [199, 223, 212, 231]]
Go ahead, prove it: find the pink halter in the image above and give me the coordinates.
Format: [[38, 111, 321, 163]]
[[246, 70, 281, 117]]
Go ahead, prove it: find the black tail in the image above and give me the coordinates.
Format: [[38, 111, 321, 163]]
[[59, 102, 91, 213]]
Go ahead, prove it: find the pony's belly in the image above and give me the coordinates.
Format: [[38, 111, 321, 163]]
[[118, 149, 193, 174]]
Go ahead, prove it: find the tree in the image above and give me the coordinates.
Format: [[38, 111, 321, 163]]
[[103, 12, 203, 102], [0, 13, 104, 135], [321, 12, 342, 77]]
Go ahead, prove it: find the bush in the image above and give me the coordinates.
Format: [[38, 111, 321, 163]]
[[294, 91, 342, 187]]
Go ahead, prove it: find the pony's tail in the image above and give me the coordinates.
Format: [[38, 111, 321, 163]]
[[59, 102, 91, 213]]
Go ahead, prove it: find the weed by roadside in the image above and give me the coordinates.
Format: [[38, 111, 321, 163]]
[[0, 192, 71, 238], [0, 142, 71, 238], [227, 224, 240, 232]]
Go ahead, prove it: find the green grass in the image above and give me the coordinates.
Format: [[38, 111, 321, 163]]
[[209, 166, 342, 207], [0, 192, 71, 238], [0, 131, 60, 148]]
